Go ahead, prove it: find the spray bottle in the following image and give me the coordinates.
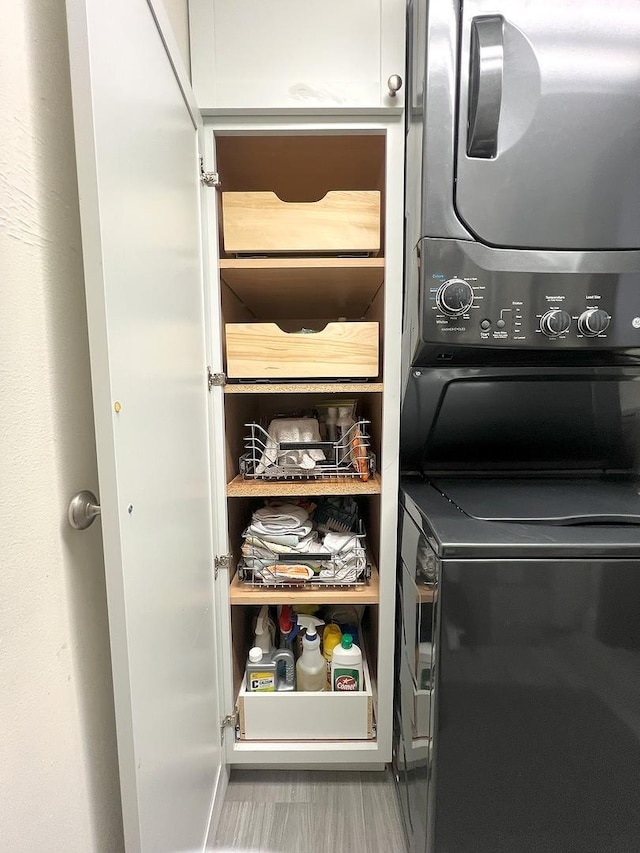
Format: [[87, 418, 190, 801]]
[[278, 604, 300, 652], [295, 614, 325, 658], [254, 604, 276, 654], [296, 620, 326, 691]]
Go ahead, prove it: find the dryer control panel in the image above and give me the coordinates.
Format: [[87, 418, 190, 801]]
[[419, 238, 640, 351]]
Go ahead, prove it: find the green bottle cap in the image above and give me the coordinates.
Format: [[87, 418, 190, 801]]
[[342, 634, 353, 649]]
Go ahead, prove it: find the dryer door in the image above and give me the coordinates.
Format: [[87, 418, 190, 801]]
[[455, 0, 640, 250]]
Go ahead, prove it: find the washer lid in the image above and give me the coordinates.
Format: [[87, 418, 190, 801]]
[[431, 478, 640, 525]]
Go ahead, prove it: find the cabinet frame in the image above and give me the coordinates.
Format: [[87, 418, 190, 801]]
[[190, 0, 406, 115], [202, 115, 404, 765]]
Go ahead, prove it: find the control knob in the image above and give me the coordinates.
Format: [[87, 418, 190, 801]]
[[540, 309, 572, 337], [578, 308, 610, 337], [436, 278, 474, 317]]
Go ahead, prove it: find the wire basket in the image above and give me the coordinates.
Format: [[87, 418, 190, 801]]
[[238, 529, 370, 589], [238, 548, 371, 589], [239, 420, 375, 480]]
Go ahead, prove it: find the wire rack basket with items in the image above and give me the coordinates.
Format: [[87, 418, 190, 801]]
[[237, 497, 371, 589], [239, 403, 375, 481]]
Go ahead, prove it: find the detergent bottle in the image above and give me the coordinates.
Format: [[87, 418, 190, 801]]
[[245, 647, 296, 692], [322, 623, 343, 690], [331, 633, 363, 692]]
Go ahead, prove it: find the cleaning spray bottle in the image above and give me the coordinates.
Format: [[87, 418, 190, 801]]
[[254, 604, 276, 654], [278, 604, 299, 652], [295, 614, 325, 658], [296, 620, 326, 691]]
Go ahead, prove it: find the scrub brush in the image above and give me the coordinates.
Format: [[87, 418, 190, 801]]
[[314, 496, 359, 533]]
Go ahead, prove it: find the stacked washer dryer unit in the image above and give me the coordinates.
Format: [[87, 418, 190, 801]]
[[395, 2, 640, 852]]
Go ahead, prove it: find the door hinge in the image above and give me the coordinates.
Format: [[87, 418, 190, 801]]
[[207, 368, 226, 390], [214, 553, 233, 580], [220, 709, 239, 744], [200, 158, 221, 188]]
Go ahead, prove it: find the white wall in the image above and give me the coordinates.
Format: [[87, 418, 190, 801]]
[[0, 1, 124, 850]]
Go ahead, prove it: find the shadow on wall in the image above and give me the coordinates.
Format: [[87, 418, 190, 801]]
[[24, 0, 124, 849]]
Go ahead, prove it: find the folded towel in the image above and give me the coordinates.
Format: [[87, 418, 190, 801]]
[[242, 532, 323, 559], [241, 529, 302, 548], [323, 532, 360, 553], [250, 520, 313, 540], [252, 503, 310, 528], [256, 418, 326, 474]]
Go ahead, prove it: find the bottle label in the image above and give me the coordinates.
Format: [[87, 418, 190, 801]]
[[333, 667, 360, 691], [249, 672, 275, 692]]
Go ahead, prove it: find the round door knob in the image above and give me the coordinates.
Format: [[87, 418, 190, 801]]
[[578, 308, 610, 337], [540, 309, 572, 337], [387, 75, 403, 97], [68, 490, 101, 530], [436, 278, 474, 316]]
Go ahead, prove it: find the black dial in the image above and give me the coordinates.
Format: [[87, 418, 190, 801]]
[[540, 309, 572, 337], [436, 279, 474, 316], [578, 308, 610, 337]]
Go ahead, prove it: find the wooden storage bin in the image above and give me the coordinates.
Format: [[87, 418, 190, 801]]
[[225, 321, 379, 379], [236, 651, 374, 740], [222, 190, 381, 254]]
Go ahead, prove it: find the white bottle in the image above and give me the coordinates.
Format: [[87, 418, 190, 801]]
[[296, 624, 326, 691], [325, 406, 338, 443], [254, 604, 276, 654], [336, 406, 355, 462], [331, 633, 364, 692]]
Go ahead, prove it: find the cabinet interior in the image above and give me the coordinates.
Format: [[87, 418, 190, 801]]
[[215, 134, 386, 230], [223, 391, 383, 486], [215, 133, 386, 381], [230, 603, 379, 716], [216, 131, 387, 745]]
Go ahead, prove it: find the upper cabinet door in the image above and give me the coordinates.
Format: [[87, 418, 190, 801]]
[[455, 0, 640, 250], [66, 1, 223, 850], [190, 0, 406, 111]]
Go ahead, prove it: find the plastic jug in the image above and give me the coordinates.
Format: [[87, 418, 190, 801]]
[[246, 647, 296, 692]]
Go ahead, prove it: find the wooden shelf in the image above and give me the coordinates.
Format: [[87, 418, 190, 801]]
[[219, 257, 384, 320], [220, 257, 384, 271], [226, 473, 382, 497], [417, 583, 437, 603], [229, 565, 380, 605], [224, 382, 383, 394]]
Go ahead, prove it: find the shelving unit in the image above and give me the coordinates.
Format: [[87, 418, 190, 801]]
[[205, 119, 404, 767]]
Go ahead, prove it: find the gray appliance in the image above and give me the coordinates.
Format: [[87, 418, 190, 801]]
[[397, 5, 640, 849], [404, 0, 640, 367], [394, 366, 640, 853]]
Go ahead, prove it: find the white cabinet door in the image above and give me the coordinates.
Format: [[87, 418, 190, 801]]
[[66, 1, 224, 850], [190, 0, 406, 111]]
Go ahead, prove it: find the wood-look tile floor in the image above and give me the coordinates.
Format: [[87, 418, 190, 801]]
[[213, 768, 408, 853]]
